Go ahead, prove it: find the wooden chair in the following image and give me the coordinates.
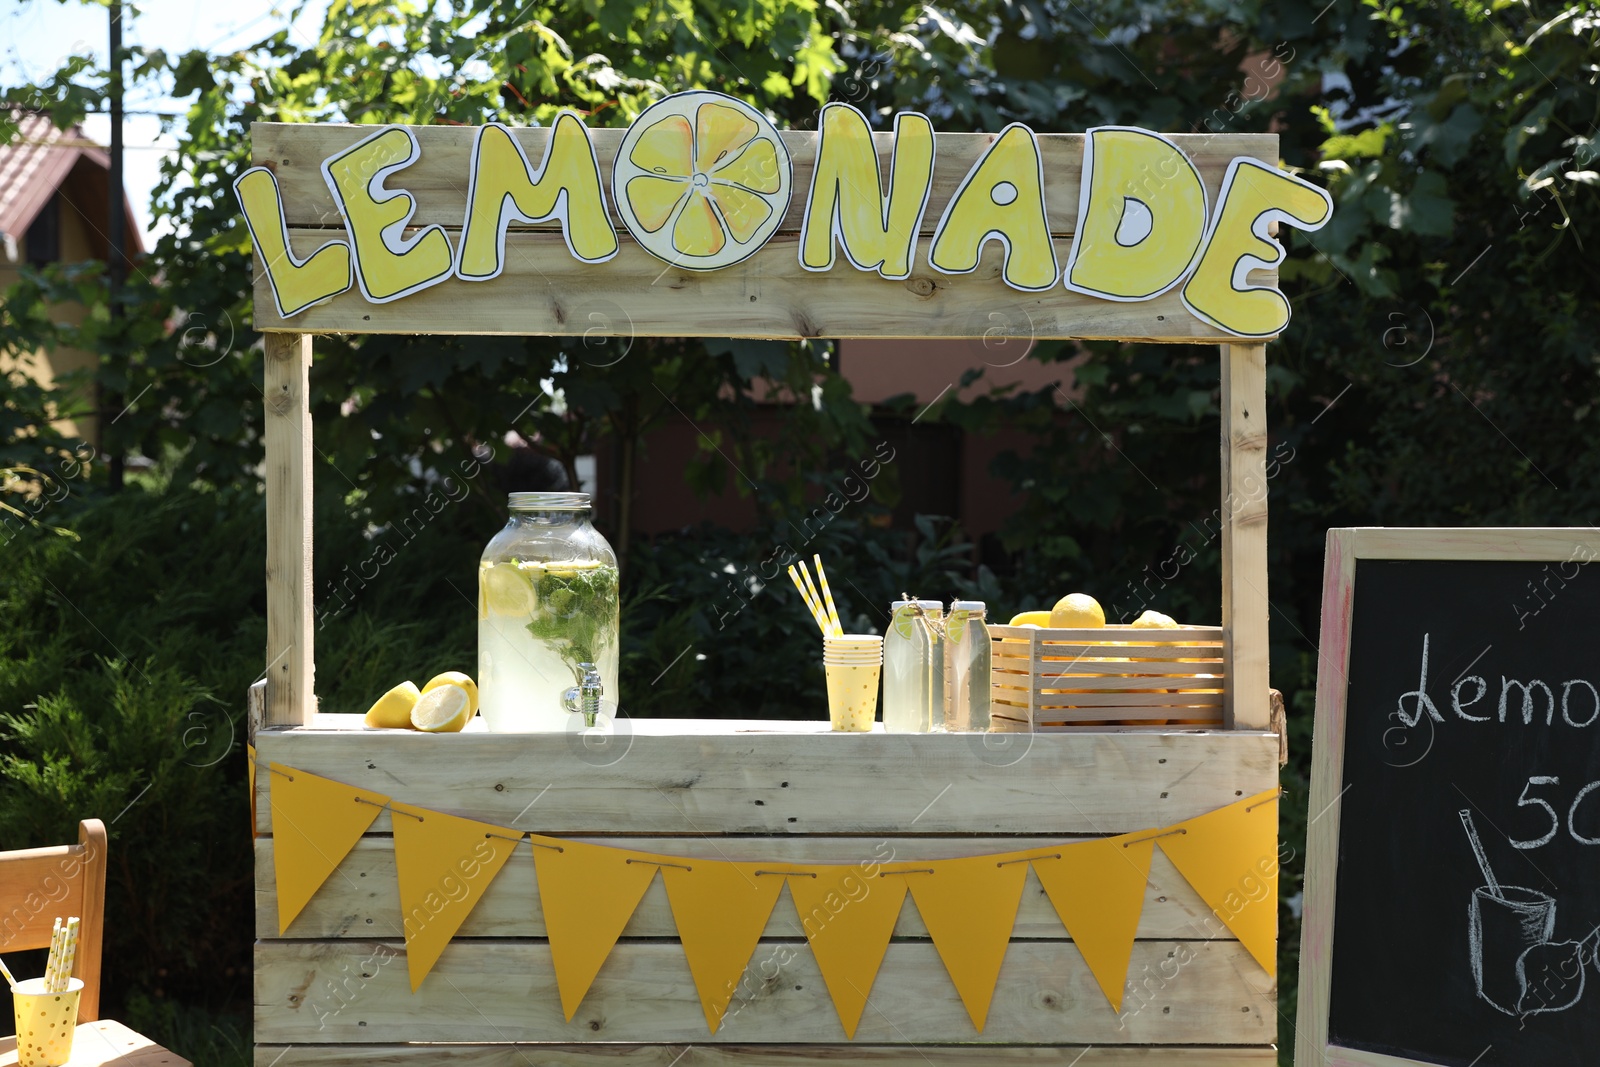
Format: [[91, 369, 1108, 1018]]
[[0, 820, 189, 1066]]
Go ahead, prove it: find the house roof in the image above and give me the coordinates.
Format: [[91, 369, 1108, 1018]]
[[0, 111, 144, 255]]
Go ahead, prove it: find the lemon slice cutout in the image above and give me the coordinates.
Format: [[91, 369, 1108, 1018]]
[[613, 90, 792, 271], [412, 683, 474, 732]]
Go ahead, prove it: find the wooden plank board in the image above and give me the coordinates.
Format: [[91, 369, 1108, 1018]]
[[1219, 343, 1271, 730], [254, 1045, 1278, 1066], [254, 837, 1225, 941], [253, 939, 1275, 1045], [262, 333, 314, 727], [254, 124, 1278, 236], [252, 727, 1281, 834], [252, 230, 1273, 341], [0, 1020, 191, 1067]]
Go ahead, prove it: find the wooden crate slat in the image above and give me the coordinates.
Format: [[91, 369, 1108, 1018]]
[[253, 939, 1274, 1045], [995, 711, 1225, 727], [1019, 676, 1222, 693], [994, 661, 1223, 677], [253, 837, 1225, 941], [252, 728, 1280, 834], [254, 124, 1277, 236], [253, 229, 1271, 340], [253, 1045, 1279, 1066], [1025, 693, 1225, 708]]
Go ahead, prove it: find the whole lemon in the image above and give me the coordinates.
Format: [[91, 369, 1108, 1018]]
[[1132, 610, 1178, 629], [1007, 610, 1053, 627], [1050, 593, 1106, 629]]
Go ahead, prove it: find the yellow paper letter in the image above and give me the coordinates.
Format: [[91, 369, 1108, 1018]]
[[928, 123, 1057, 292], [321, 126, 454, 303], [233, 168, 352, 318], [1181, 158, 1333, 337], [800, 104, 934, 279], [1063, 127, 1208, 301], [457, 115, 619, 281]]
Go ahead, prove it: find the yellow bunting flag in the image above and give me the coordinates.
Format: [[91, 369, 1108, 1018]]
[[391, 802, 522, 991], [660, 860, 787, 1034], [531, 836, 660, 1020], [788, 863, 909, 1039], [247, 744, 257, 840], [900, 855, 1030, 1032], [1031, 836, 1155, 1011], [1156, 789, 1281, 975], [269, 764, 388, 934]]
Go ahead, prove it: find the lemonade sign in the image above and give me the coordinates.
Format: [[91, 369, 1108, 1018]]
[[235, 90, 1332, 339]]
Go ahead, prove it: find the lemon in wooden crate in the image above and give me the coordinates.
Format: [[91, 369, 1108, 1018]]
[[613, 90, 792, 270], [1007, 609, 1052, 627], [364, 680, 420, 729], [1049, 592, 1106, 628]]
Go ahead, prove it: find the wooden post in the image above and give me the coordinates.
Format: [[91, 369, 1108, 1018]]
[[1220, 343, 1271, 730], [264, 332, 314, 727]]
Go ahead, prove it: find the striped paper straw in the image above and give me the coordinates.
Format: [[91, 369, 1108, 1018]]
[[787, 566, 831, 638], [0, 953, 18, 990], [45, 917, 62, 991], [57, 917, 79, 990], [795, 561, 831, 636], [812, 555, 842, 637]]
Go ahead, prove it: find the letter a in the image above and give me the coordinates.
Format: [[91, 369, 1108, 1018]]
[[928, 123, 1057, 292], [800, 103, 934, 279], [1062, 127, 1208, 301]]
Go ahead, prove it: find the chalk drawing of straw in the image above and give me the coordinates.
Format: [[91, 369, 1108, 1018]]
[[1461, 809, 1595, 1017]]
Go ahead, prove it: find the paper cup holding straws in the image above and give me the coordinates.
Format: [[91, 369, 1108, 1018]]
[[823, 634, 882, 731], [11, 977, 83, 1067]]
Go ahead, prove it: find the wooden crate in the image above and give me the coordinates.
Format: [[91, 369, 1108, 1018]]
[[252, 717, 1279, 1066], [990, 625, 1225, 729]]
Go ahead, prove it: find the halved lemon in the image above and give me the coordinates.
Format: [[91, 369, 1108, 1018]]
[[364, 680, 420, 729], [613, 90, 792, 270], [411, 683, 474, 733], [423, 671, 479, 715]]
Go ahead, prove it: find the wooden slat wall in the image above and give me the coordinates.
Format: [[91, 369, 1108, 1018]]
[[255, 1046, 1280, 1066], [252, 728, 1280, 834], [253, 729, 1279, 1063]]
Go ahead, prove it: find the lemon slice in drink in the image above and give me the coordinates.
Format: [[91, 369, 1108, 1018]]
[[411, 683, 474, 733], [613, 90, 792, 270], [482, 563, 535, 617]]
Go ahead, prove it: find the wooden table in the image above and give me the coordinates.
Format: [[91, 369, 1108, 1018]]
[[0, 1020, 189, 1067]]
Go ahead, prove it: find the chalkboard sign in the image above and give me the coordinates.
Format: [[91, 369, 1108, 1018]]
[[1297, 529, 1600, 1067]]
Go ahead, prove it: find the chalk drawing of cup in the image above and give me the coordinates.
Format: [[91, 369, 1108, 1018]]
[[1470, 885, 1556, 1014]]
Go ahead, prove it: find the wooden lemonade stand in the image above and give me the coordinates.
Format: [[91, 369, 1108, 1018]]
[[245, 99, 1322, 1065]]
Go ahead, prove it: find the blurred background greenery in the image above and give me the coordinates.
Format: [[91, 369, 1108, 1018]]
[[2, 0, 1597, 1063]]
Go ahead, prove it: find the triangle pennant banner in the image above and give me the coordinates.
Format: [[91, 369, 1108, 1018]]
[[1156, 788, 1280, 976], [660, 860, 787, 1034], [902, 854, 1029, 1033], [789, 864, 909, 1039], [532, 836, 660, 1020], [1032, 837, 1154, 1012], [391, 802, 522, 991], [270, 763, 388, 934]]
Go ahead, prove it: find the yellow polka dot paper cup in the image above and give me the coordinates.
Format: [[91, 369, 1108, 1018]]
[[11, 977, 83, 1067], [823, 635, 882, 732]]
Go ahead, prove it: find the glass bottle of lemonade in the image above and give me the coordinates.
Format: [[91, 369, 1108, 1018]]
[[478, 493, 620, 732]]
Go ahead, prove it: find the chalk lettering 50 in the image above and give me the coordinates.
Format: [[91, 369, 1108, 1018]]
[[1508, 775, 1600, 850]]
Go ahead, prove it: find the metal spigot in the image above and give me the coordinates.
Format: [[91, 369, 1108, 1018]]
[[562, 662, 604, 727]]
